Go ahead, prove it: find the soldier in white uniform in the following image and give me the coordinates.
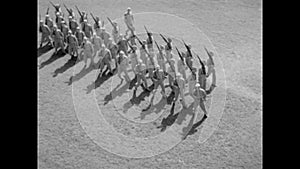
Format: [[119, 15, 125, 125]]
[[156, 45, 166, 72], [134, 59, 149, 91], [124, 7, 135, 35], [66, 30, 79, 58], [52, 25, 66, 54], [39, 20, 52, 48], [81, 37, 94, 69], [117, 51, 131, 82], [91, 32, 103, 57]]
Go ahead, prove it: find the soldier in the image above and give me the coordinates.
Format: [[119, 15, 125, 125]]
[[129, 45, 139, 74], [79, 11, 88, 25], [192, 83, 208, 120], [156, 45, 166, 72], [56, 14, 64, 30], [117, 51, 131, 82], [127, 33, 137, 46], [91, 32, 103, 56], [66, 30, 79, 58], [204, 49, 215, 78], [175, 73, 187, 108], [45, 14, 54, 33], [145, 31, 154, 53], [39, 20, 52, 48], [99, 27, 111, 47], [146, 51, 156, 80], [50, 2, 62, 16], [124, 7, 135, 35], [134, 59, 149, 91], [69, 17, 79, 34], [111, 21, 120, 43], [61, 20, 69, 43], [198, 65, 207, 90], [52, 25, 65, 54], [152, 65, 167, 98], [188, 67, 197, 98], [106, 38, 118, 69], [184, 44, 194, 69], [93, 16, 101, 33], [96, 44, 113, 76], [177, 54, 187, 82], [164, 37, 173, 61], [82, 19, 93, 39], [81, 37, 94, 69], [167, 58, 176, 88], [75, 27, 85, 48], [139, 40, 148, 67], [117, 34, 129, 55]]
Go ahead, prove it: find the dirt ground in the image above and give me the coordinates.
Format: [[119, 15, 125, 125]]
[[38, 0, 262, 168]]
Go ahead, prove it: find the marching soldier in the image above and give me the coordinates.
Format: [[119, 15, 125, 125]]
[[61, 20, 69, 43], [99, 27, 111, 47], [117, 34, 129, 55], [45, 14, 54, 33], [106, 38, 118, 69], [177, 54, 187, 82], [39, 20, 52, 48], [175, 73, 187, 108], [75, 27, 85, 48], [81, 37, 94, 68], [111, 21, 120, 43], [188, 67, 197, 98], [96, 44, 113, 76], [66, 30, 79, 58], [204, 48, 215, 78], [50, 2, 62, 16], [91, 32, 103, 56], [164, 37, 173, 61], [52, 25, 66, 54], [56, 14, 64, 30], [117, 51, 131, 82], [79, 11, 88, 25], [69, 17, 79, 34], [146, 51, 156, 80], [167, 58, 176, 88], [184, 44, 194, 69], [152, 65, 167, 98], [145, 30, 154, 53], [192, 83, 208, 120], [156, 45, 166, 72], [82, 19, 93, 39], [129, 45, 139, 74], [93, 16, 101, 31], [134, 59, 149, 91], [139, 40, 148, 67], [124, 7, 135, 35], [198, 66, 207, 90]]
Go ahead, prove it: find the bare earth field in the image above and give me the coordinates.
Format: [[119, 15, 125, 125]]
[[38, 0, 262, 168]]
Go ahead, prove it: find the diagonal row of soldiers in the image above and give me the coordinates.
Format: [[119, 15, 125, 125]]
[[38, 3, 217, 130]]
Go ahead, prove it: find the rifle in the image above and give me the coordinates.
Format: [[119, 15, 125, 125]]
[[144, 25, 150, 36], [182, 39, 192, 57], [107, 17, 115, 28], [63, 4, 72, 16], [49, 1, 59, 12], [155, 41, 164, 61], [75, 5, 83, 19], [90, 13, 99, 27], [195, 53, 206, 75], [135, 36, 145, 49], [46, 7, 49, 15], [204, 46, 215, 66], [175, 47, 185, 64], [127, 41, 135, 53], [160, 34, 172, 50]]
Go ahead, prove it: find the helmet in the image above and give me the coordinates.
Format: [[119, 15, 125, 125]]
[[195, 83, 201, 88], [119, 51, 125, 55]]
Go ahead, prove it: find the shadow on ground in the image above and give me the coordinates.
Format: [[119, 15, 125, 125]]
[[52, 56, 78, 77], [37, 43, 53, 57], [39, 49, 66, 69]]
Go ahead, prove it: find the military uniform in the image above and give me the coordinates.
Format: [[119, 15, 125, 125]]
[[146, 54, 156, 79], [75, 27, 85, 48], [91, 33, 103, 55], [187, 69, 197, 98], [176, 74, 187, 107], [134, 61, 148, 91], [152, 67, 167, 98], [156, 48, 166, 72], [45, 16, 54, 33], [69, 18, 79, 34], [139, 42, 148, 67], [124, 8, 135, 34], [52, 27, 65, 54], [129, 48, 138, 74], [198, 68, 207, 90], [82, 21, 93, 39], [117, 51, 130, 82], [39, 21, 52, 47], [192, 83, 207, 115], [61, 21, 69, 43], [66, 31, 79, 57], [111, 22, 120, 43], [177, 58, 187, 82], [96, 45, 113, 75], [167, 58, 176, 88], [99, 28, 111, 47], [117, 36, 128, 55], [82, 38, 94, 68]]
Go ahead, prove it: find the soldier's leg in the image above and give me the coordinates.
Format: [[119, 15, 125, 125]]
[[117, 68, 124, 80], [173, 86, 180, 103], [68, 44, 72, 55], [105, 59, 112, 74], [135, 74, 141, 90], [124, 69, 131, 82], [199, 99, 208, 115], [193, 98, 199, 112]]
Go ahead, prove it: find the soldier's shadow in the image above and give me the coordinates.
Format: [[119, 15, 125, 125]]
[[52, 56, 78, 77], [156, 102, 179, 132], [122, 84, 155, 114], [37, 43, 53, 57], [66, 63, 96, 86], [39, 49, 66, 69], [84, 67, 115, 94], [103, 80, 130, 105]]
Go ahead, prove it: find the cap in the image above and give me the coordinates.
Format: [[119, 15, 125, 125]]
[[45, 14, 49, 18], [76, 26, 80, 30], [119, 51, 124, 55], [195, 83, 201, 87], [83, 37, 88, 41], [68, 30, 72, 34]]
